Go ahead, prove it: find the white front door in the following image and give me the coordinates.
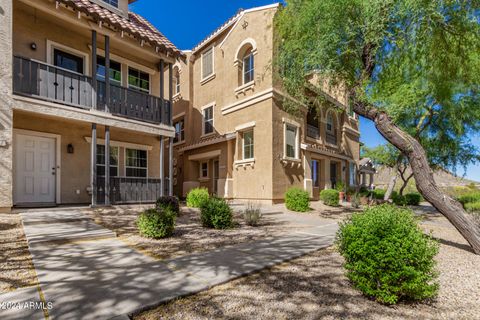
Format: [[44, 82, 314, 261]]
[[14, 134, 56, 204]]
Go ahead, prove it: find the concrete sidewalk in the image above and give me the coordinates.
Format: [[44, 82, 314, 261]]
[[1, 208, 338, 320]]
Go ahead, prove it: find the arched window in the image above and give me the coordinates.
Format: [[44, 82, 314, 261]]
[[173, 66, 180, 95], [234, 38, 257, 87], [326, 111, 338, 145]]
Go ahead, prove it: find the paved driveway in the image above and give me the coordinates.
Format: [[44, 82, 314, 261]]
[[1, 207, 338, 320]]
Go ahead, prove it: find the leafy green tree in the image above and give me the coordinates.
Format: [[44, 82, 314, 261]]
[[275, 0, 480, 253]]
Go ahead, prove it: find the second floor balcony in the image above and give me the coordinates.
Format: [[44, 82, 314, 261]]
[[13, 55, 171, 126]]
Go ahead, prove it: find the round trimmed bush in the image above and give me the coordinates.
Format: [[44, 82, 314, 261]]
[[186, 187, 209, 208], [392, 193, 407, 206], [371, 188, 386, 200], [137, 208, 175, 239], [405, 192, 422, 206], [336, 204, 439, 305], [156, 196, 180, 215], [320, 189, 339, 207], [285, 187, 310, 212], [200, 198, 233, 229]]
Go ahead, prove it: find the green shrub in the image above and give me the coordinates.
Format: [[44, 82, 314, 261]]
[[156, 196, 180, 215], [465, 201, 480, 213], [392, 193, 407, 206], [285, 187, 310, 212], [200, 198, 233, 229], [335, 181, 345, 192], [243, 203, 262, 226], [136, 208, 175, 239], [320, 189, 340, 207], [457, 191, 480, 205], [405, 192, 422, 206], [186, 188, 210, 208], [336, 204, 439, 304], [371, 188, 386, 200]]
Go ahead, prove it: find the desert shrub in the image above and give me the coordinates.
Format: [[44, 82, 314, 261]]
[[457, 191, 480, 205], [200, 197, 233, 229], [320, 189, 340, 207], [285, 187, 310, 212], [465, 201, 480, 213], [186, 188, 209, 208], [336, 204, 439, 305], [351, 193, 361, 208], [371, 188, 386, 200], [335, 181, 345, 192], [243, 203, 262, 226], [405, 192, 422, 206], [156, 196, 180, 215], [137, 208, 175, 239]]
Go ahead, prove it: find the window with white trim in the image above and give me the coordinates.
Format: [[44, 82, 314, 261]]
[[200, 161, 208, 178], [96, 145, 118, 177], [101, 0, 118, 7], [243, 50, 254, 84], [174, 70, 180, 94], [173, 119, 185, 143], [201, 47, 214, 79], [285, 124, 298, 159], [203, 106, 214, 135], [125, 148, 147, 177], [242, 129, 254, 160], [128, 67, 149, 93]]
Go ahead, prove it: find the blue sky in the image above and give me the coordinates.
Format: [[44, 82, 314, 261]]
[[130, 0, 480, 182]]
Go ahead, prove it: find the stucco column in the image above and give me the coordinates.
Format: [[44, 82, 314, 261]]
[[0, 0, 13, 212], [160, 136, 164, 196], [104, 126, 110, 206], [169, 137, 173, 196], [90, 123, 97, 207], [324, 158, 331, 189]]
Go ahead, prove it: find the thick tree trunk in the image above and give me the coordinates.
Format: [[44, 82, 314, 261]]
[[353, 102, 480, 254]]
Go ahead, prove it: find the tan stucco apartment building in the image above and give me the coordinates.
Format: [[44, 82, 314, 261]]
[[0, 0, 183, 212], [170, 4, 361, 204]]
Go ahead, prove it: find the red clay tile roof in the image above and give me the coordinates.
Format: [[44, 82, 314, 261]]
[[58, 0, 184, 58]]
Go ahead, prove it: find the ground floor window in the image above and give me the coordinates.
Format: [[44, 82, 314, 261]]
[[285, 124, 298, 159], [96, 145, 118, 177], [200, 161, 209, 178], [125, 148, 147, 177], [312, 160, 319, 187]]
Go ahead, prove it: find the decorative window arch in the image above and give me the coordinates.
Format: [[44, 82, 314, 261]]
[[234, 38, 258, 86], [325, 109, 340, 145]]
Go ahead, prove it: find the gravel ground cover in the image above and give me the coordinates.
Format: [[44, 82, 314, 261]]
[[0, 213, 37, 293], [135, 213, 480, 320], [86, 205, 291, 260]]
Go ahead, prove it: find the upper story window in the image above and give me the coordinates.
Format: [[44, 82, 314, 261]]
[[101, 0, 118, 7], [285, 123, 299, 159], [202, 105, 214, 135], [327, 113, 334, 133], [201, 47, 214, 80], [243, 49, 254, 84], [54, 49, 84, 74], [125, 148, 147, 178], [242, 130, 254, 160], [326, 111, 338, 145], [128, 67, 149, 93], [173, 67, 180, 94], [96, 56, 121, 84], [173, 119, 185, 143]]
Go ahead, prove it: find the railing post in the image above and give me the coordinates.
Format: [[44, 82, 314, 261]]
[[159, 59, 164, 124], [168, 63, 173, 126], [92, 30, 97, 110], [105, 125, 110, 206], [160, 136, 164, 197], [91, 123, 97, 207], [105, 35, 110, 113], [169, 137, 173, 196]]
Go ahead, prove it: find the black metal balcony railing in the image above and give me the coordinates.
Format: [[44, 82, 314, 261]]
[[13, 56, 171, 126], [96, 177, 169, 204], [307, 124, 320, 139], [326, 132, 337, 145]]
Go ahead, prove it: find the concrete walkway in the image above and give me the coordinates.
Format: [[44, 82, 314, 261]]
[[1, 207, 338, 320]]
